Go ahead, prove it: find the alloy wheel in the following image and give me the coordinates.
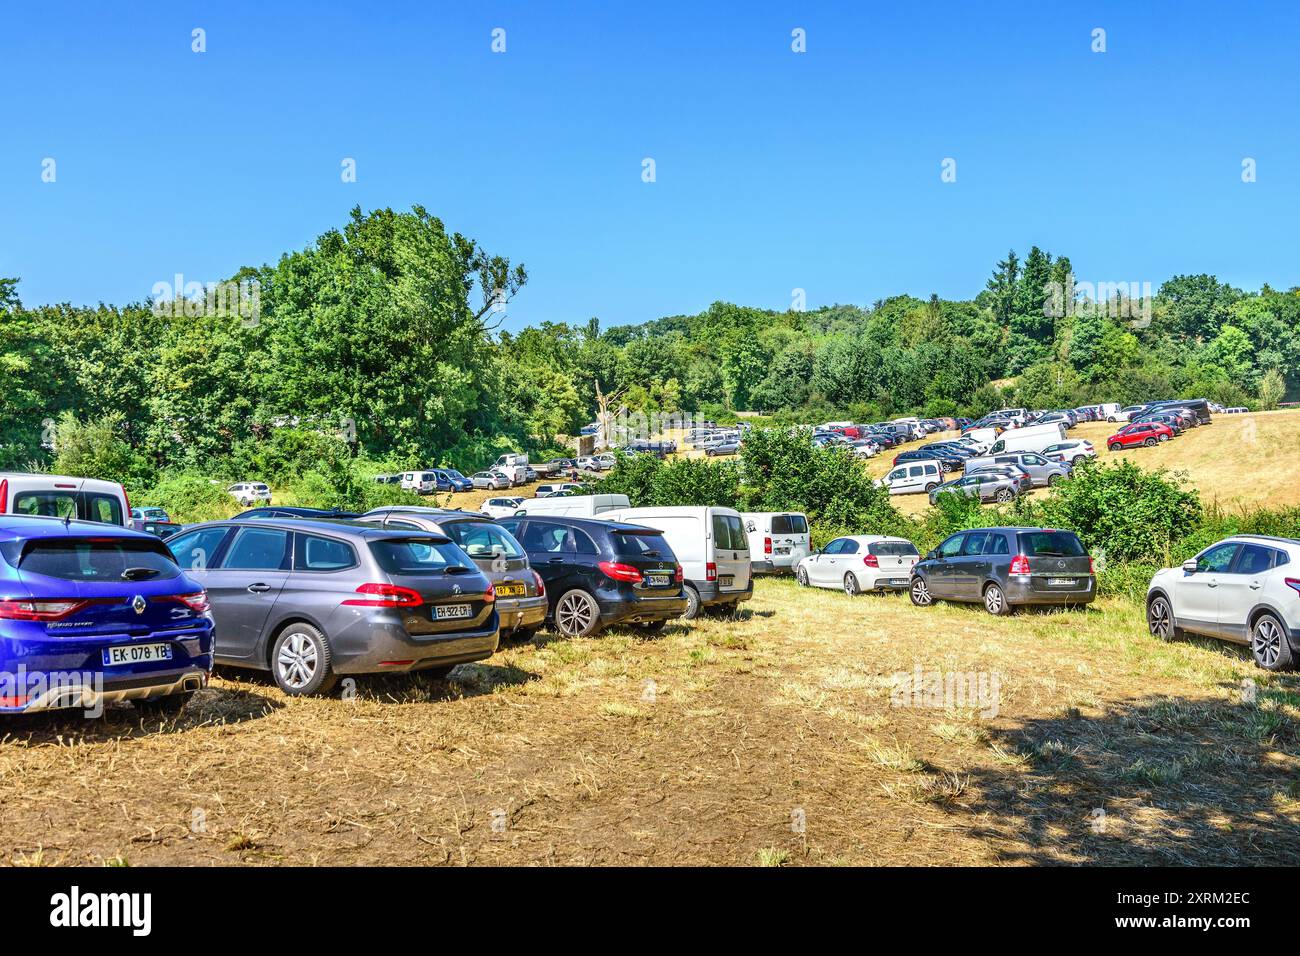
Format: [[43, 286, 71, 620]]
[[277, 631, 318, 689], [1252, 617, 1284, 669], [843, 573, 859, 596], [1147, 597, 1172, 639], [910, 578, 932, 606], [556, 591, 597, 636], [984, 585, 1004, 615]]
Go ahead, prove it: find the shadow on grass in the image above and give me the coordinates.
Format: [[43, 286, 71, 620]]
[[935, 688, 1300, 865]]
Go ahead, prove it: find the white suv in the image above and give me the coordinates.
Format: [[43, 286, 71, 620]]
[[228, 481, 272, 507], [1147, 536, 1300, 670]]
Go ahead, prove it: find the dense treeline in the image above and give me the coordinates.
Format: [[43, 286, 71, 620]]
[[1, 205, 1297, 491]]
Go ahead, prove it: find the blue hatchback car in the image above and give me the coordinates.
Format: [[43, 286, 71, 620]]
[[0, 515, 215, 716]]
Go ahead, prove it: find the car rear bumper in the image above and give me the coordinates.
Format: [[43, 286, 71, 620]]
[[328, 613, 500, 673], [596, 593, 690, 626], [694, 580, 755, 606], [1, 666, 211, 714], [1004, 576, 1096, 605], [495, 594, 548, 633]]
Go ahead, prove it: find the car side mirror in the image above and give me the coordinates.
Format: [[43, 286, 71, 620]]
[[1182, 559, 1198, 573], [926, 550, 937, 561]]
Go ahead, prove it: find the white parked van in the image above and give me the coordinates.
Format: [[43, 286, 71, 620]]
[[987, 423, 1066, 456], [599, 506, 753, 617], [0, 473, 129, 525], [491, 453, 531, 484], [875, 461, 944, 495], [741, 512, 810, 574], [400, 471, 439, 494], [514, 493, 630, 518]]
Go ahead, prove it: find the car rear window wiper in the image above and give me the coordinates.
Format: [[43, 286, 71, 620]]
[[121, 566, 161, 580], [444, 565, 475, 574]]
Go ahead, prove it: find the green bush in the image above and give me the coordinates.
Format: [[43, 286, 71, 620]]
[[597, 454, 741, 508], [52, 412, 152, 489], [136, 472, 236, 523]]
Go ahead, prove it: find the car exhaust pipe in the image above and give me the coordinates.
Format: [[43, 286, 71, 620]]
[[182, 676, 201, 692]]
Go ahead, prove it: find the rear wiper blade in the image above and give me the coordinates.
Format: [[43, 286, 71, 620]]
[[444, 565, 475, 574], [642, 550, 662, 557], [121, 566, 161, 581]]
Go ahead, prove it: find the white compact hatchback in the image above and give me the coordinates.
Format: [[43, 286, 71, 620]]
[[796, 535, 920, 595], [479, 496, 524, 518], [1146, 535, 1300, 670]]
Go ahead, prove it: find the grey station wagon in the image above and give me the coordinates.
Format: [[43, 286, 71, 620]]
[[167, 518, 499, 695], [909, 527, 1096, 615]]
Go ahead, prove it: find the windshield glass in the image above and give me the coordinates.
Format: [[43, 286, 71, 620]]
[[3, 537, 181, 581], [439, 521, 524, 560], [368, 538, 475, 574]]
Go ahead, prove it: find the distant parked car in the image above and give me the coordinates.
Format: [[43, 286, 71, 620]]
[[434, 469, 474, 492], [965, 452, 1071, 488], [706, 440, 741, 457], [167, 518, 499, 693], [742, 511, 811, 574], [496, 515, 688, 636], [538, 459, 576, 477], [1107, 421, 1173, 450], [138, 520, 183, 540], [1224, 406, 1249, 414], [479, 496, 524, 519], [228, 482, 272, 508], [928, 473, 1021, 505], [1147, 536, 1300, 670], [535, 483, 586, 498], [877, 461, 944, 495], [372, 474, 402, 485], [131, 506, 172, 523], [1041, 440, 1096, 465], [472, 471, 512, 490], [796, 535, 919, 595], [962, 463, 1033, 495], [910, 527, 1096, 615], [233, 506, 361, 520], [0, 473, 130, 526]]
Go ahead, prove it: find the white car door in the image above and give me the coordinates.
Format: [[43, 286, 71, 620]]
[[1177, 542, 1239, 636], [1214, 543, 1274, 642], [814, 539, 845, 586]]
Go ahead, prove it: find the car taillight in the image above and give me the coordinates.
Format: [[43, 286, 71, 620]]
[[531, 569, 545, 597], [484, 581, 496, 603], [342, 583, 423, 607], [863, 555, 879, 568], [177, 591, 210, 613], [1088, 556, 1096, 575], [674, 564, 684, 583], [121, 484, 131, 523], [706, 561, 717, 582], [0, 478, 7, 513], [1286, 578, 1300, 597], [1009, 555, 1031, 576], [0, 598, 90, 621], [598, 561, 645, 583], [764, 536, 772, 555]]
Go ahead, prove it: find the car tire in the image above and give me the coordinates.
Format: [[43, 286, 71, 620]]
[[132, 692, 191, 717], [1143, 438, 1156, 447], [1146, 594, 1184, 642], [909, 576, 933, 607], [995, 488, 1014, 503], [925, 482, 938, 492], [1047, 473, 1063, 487], [553, 589, 603, 638], [843, 572, 860, 597], [1108, 442, 1122, 451], [271, 623, 338, 696], [983, 582, 1012, 616], [1072, 455, 1087, 465], [796, 567, 810, 587], [1250, 612, 1295, 671], [682, 585, 702, 620]]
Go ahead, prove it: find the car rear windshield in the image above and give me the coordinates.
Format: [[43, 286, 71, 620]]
[[612, 529, 670, 558], [438, 521, 524, 561], [368, 538, 475, 575], [869, 541, 919, 557], [1018, 531, 1086, 557], [711, 513, 747, 550], [2, 537, 181, 581], [771, 515, 808, 535]]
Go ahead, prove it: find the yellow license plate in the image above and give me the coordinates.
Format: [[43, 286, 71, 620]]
[[494, 583, 526, 597]]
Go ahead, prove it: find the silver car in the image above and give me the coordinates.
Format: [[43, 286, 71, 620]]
[[472, 471, 511, 490], [358, 507, 548, 639], [963, 463, 1032, 494], [965, 452, 1071, 488], [929, 472, 1021, 505], [166, 518, 499, 695]]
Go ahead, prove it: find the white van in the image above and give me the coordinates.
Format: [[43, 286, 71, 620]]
[[0, 473, 129, 525], [875, 461, 943, 495], [600, 506, 753, 617], [491, 454, 531, 484], [514, 493, 630, 518], [400, 471, 438, 494], [987, 423, 1066, 456], [741, 512, 810, 574]]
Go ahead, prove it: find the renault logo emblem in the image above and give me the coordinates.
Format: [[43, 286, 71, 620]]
[[132, 595, 147, 615]]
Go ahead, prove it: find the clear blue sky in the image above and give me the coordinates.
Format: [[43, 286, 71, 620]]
[[3, 1, 1297, 330]]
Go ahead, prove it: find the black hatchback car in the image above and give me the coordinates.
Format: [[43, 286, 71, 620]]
[[909, 527, 1096, 615], [497, 515, 688, 637]]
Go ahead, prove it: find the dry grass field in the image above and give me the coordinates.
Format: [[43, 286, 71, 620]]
[[2, 578, 1298, 867]]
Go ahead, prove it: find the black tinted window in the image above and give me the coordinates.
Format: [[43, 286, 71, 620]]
[[1233, 545, 1274, 575], [869, 540, 919, 557], [1019, 531, 1086, 557], [5, 537, 180, 581], [771, 515, 808, 535], [613, 530, 671, 559], [221, 527, 291, 570], [369, 538, 473, 575], [13, 491, 76, 519], [295, 533, 356, 571]]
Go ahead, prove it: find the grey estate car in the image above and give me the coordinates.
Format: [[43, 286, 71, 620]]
[[357, 507, 548, 639], [964, 452, 1071, 488], [928, 472, 1022, 505], [166, 518, 499, 695], [909, 527, 1096, 615]]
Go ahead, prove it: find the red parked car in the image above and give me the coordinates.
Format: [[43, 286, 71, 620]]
[[1107, 421, 1173, 450]]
